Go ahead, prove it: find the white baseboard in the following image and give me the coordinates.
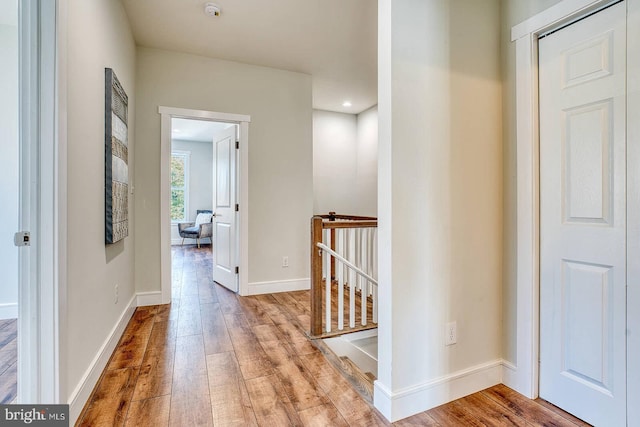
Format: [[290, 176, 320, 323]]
[[68, 294, 137, 425], [247, 278, 310, 295], [0, 303, 18, 320], [137, 291, 163, 306], [374, 359, 503, 422], [500, 359, 520, 393]]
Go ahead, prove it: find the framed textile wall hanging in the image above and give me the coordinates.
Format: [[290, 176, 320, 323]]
[[105, 68, 129, 244]]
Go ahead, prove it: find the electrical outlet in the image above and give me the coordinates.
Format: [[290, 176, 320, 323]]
[[282, 256, 289, 267], [115, 284, 119, 304], [445, 321, 457, 346]]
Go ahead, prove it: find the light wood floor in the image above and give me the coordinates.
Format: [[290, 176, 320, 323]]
[[0, 318, 17, 404], [77, 245, 590, 426]]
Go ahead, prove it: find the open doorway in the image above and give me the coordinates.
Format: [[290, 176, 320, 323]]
[[169, 118, 233, 248], [169, 118, 237, 330], [169, 118, 240, 295], [0, 0, 19, 404], [159, 107, 250, 303]]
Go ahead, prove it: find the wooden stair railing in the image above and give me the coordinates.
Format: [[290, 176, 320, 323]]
[[310, 214, 378, 338]]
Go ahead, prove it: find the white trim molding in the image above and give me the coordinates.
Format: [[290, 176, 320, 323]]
[[510, 0, 621, 399], [136, 291, 163, 307], [247, 278, 310, 296], [68, 295, 136, 424], [374, 359, 504, 422], [18, 0, 64, 405], [158, 107, 251, 303]]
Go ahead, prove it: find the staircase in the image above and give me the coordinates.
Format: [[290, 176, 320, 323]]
[[307, 213, 379, 402], [309, 213, 378, 338], [312, 329, 378, 402], [323, 328, 378, 400]]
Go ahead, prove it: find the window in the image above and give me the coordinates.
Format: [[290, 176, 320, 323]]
[[170, 151, 189, 222]]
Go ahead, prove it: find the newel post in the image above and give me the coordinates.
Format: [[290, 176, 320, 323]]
[[310, 216, 324, 337]]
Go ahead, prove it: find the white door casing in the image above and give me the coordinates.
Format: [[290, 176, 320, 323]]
[[17, 0, 63, 404], [539, 3, 626, 425], [212, 126, 238, 292]]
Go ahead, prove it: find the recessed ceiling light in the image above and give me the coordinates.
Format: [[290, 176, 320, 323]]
[[342, 101, 352, 107]]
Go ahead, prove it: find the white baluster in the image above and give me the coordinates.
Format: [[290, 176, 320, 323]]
[[372, 227, 378, 322], [342, 229, 348, 285], [349, 228, 355, 328], [360, 227, 367, 326], [325, 228, 332, 333], [359, 228, 367, 294], [337, 229, 344, 330], [373, 283, 378, 323], [367, 228, 372, 281], [322, 228, 328, 280], [373, 228, 378, 281]]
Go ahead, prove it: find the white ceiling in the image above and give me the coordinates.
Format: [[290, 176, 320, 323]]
[[120, 0, 377, 114], [172, 118, 233, 142]]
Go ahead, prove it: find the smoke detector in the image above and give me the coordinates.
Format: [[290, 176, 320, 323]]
[[204, 3, 221, 17]]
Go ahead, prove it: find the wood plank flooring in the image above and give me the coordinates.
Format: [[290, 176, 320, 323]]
[[77, 245, 590, 426], [0, 318, 17, 404]]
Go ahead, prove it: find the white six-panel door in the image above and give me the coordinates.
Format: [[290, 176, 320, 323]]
[[539, 3, 627, 425], [212, 125, 238, 292]]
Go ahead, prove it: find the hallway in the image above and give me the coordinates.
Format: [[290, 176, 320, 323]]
[[76, 246, 589, 426]]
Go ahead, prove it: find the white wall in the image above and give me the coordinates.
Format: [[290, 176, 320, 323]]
[[65, 0, 137, 406], [312, 107, 378, 217], [356, 106, 378, 216], [134, 47, 313, 289], [0, 3, 18, 320], [377, 0, 502, 420], [313, 110, 358, 215], [501, 0, 563, 364], [170, 139, 214, 244]]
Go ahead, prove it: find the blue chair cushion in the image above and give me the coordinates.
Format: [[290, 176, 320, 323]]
[[183, 226, 199, 234]]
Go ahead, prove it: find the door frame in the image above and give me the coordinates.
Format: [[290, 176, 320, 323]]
[[18, 0, 65, 403], [510, 0, 639, 419], [158, 106, 251, 302]]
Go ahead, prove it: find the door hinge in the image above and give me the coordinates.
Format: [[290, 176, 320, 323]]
[[14, 231, 31, 247], [235, 140, 239, 149], [235, 266, 239, 274], [235, 204, 239, 212]]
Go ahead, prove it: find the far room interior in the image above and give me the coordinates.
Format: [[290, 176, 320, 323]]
[[169, 117, 235, 248]]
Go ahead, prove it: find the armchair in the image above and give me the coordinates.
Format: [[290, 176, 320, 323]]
[[178, 209, 213, 248]]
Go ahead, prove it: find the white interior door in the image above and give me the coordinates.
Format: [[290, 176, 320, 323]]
[[212, 125, 238, 292], [539, 3, 627, 426]]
